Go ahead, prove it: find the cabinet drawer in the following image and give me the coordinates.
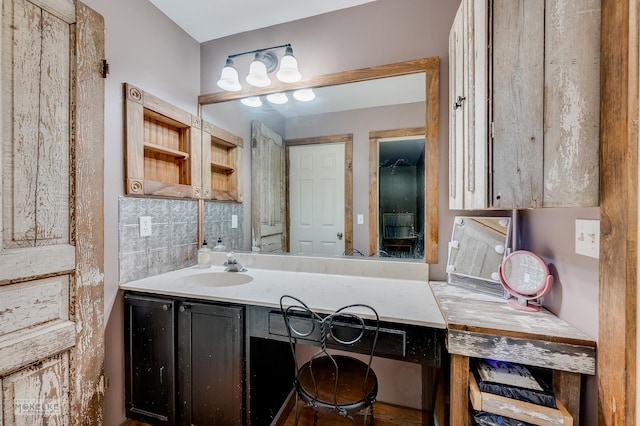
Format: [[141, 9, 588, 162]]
[[267, 311, 406, 358]]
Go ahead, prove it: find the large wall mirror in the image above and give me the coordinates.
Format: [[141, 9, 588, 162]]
[[198, 57, 439, 264]]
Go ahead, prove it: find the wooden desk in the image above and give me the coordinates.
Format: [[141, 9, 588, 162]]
[[429, 282, 596, 425]]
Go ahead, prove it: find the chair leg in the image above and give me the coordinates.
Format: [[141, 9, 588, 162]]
[[363, 404, 374, 426], [293, 392, 300, 426]]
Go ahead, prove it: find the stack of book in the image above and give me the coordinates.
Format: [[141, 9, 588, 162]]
[[470, 359, 573, 426]]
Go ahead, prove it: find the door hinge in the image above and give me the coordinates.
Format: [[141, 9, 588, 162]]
[[102, 59, 109, 78], [491, 121, 495, 139]]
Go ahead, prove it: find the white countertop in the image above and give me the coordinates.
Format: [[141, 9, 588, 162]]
[[120, 265, 446, 329]]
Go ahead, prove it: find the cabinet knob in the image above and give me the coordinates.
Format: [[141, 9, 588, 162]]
[[453, 96, 466, 110], [179, 305, 192, 313], [162, 304, 169, 311]]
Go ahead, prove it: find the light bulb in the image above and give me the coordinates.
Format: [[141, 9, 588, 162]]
[[276, 46, 302, 83], [216, 58, 242, 91], [293, 88, 315, 102], [246, 54, 271, 87], [266, 93, 288, 104], [241, 97, 262, 107]]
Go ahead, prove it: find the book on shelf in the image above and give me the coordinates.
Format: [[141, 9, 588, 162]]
[[472, 358, 557, 408]]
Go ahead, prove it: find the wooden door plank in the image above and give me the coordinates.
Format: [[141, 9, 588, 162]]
[[36, 8, 70, 243], [491, 0, 544, 208], [553, 370, 582, 425], [449, 2, 464, 210], [27, 0, 74, 23], [598, 0, 638, 422], [449, 354, 469, 426], [2, 353, 70, 424], [0, 244, 75, 283], [9, 0, 43, 244], [448, 329, 596, 374], [0, 321, 75, 376], [0, 276, 69, 336], [543, 0, 600, 207], [70, 2, 105, 424]]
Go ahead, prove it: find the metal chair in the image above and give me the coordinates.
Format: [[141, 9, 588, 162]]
[[279, 295, 380, 425]]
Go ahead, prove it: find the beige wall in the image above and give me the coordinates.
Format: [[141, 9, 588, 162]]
[[79, 0, 200, 424]]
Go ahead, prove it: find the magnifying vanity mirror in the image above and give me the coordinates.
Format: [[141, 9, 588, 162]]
[[198, 57, 439, 264]]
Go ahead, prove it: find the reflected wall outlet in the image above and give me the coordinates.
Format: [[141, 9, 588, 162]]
[[231, 214, 238, 228], [357, 214, 364, 225], [575, 219, 599, 259], [139, 216, 152, 237]]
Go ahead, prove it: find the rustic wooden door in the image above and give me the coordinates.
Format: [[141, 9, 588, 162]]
[[288, 143, 345, 256], [251, 120, 286, 253], [0, 0, 104, 424]]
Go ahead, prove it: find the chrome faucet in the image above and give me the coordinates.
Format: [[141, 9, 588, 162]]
[[224, 252, 246, 272]]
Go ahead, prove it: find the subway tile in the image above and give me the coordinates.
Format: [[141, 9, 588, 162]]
[[119, 196, 147, 225]]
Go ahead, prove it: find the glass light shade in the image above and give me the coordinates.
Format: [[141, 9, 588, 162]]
[[246, 56, 271, 87], [216, 59, 242, 91], [276, 47, 302, 83], [293, 88, 315, 102], [240, 97, 262, 107], [266, 92, 288, 104]]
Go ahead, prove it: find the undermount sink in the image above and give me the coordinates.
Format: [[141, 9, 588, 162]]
[[181, 272, 253, 287]]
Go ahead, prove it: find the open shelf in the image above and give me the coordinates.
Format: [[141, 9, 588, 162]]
[[144, 142, 189, 160], [211, 160, 234, 173], [202, 120, 243, 201], [125, 83, 201, 198]]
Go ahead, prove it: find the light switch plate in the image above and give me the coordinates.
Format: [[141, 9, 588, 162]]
[[575, 219, 599, 259], [357, 214, 364, 225], [231, 214, 238, 228], [139, 216, 152, 237]]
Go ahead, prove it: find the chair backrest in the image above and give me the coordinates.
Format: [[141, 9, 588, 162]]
[[279, 295, 380, 406]]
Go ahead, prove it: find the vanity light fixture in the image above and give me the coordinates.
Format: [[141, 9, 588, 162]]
[[217, 43, 302, 92], [266, 92, 288, 104], [240, 96, 262, 107], [293, 88, 315, 102]]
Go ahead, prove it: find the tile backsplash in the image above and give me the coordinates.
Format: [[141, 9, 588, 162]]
[[118, 197, 244, 284], [202, 201, 244, 251]]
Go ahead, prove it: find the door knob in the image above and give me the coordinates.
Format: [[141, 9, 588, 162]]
[[452, 95, 466, 110], [337, 232, 343, 240]]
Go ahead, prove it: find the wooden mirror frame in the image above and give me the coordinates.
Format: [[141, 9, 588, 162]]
[[198, 56, 440, 264]]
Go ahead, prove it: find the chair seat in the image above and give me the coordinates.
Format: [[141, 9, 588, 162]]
[[297, 355, 378, 411]]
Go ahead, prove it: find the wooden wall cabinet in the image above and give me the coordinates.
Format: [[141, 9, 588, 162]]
[[124, 83, 202, 198], [124, 293, 244, 426], [201, 120, 243, 201], [449, 0, 600, 210]]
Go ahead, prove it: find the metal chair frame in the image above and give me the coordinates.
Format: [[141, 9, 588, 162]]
[[279, 295, 380, 425]]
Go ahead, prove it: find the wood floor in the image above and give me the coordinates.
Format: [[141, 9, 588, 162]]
[[275, 400, 423, 426], [121, 401, 424, 426]]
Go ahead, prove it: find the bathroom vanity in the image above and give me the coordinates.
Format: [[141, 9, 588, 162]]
[[121, 255, 445, 425], [121, 255, 595, 425]]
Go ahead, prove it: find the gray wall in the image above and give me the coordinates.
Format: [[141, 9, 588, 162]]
[[200, 1, 599, 421], [80, 0, 201, 423], [81, 0, 598, 423]]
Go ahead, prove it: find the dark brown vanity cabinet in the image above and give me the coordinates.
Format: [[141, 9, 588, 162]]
[[124, 293, 244, 426]]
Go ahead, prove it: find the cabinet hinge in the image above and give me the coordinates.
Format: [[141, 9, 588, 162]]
[[102, 59, 110, 78]]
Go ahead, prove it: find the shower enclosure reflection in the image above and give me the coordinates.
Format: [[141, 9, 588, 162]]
[[377, 136, 425, 258]]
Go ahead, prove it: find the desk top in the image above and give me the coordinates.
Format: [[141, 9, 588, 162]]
[[429, 281, 595, 347], [121, 265, 446, 329]]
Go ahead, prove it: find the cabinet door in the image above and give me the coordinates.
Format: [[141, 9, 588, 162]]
[[449, 0, 489, 210], [124, 294, 176, 426], [178, 302, 244, 425], [491, 0, 545, 209]]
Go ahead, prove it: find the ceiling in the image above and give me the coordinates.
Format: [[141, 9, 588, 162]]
[[148, 0, 377, 43]]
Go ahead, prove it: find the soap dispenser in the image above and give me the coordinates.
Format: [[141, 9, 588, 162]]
[[213, 237, 226, 252], [197, 240, 211, 268]]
